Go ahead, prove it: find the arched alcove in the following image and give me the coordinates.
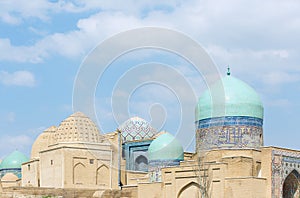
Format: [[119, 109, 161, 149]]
[[135, 155, 148, 171], [96, 165, 109, 187], [73, 162, 85, 185], [283, 169, 300, 198]]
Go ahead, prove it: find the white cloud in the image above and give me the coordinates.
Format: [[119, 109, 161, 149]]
[[0, 39, 45, 63], [1, 12, 20, 25], [0, 0, 180, 25], [267, 98, 292, 108], [0, 70, 36, 87], [0, 134, 33, 158], [0, 0, 52, 25], [0, 0, 300, 152], [263, 71, 300, 85], [0, 125, 46, 158], [0, 12, 144, 63], [1, 0, 300, 93], [205, 44, 300, 91], [27, 126, 47, 136], [1, 0, 300, 67], [206, 45, 290, 62]]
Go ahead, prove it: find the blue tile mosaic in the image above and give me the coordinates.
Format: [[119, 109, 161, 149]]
[[196, 116, 263, 129], [196, 116, 263, 150], [148, 159, 181, 182], [123, 140, 152, 172]]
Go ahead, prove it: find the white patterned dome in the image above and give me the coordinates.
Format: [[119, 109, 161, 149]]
[[118, 117, 157, 143], [54, 112, 103, 143]]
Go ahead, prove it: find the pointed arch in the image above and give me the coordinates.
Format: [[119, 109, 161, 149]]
[[96, 164, 110, 187], [177, 181, 203, 198], [135, 155, 148, 171], [73, 162, 86, 185], [283, 169, 300, 198]]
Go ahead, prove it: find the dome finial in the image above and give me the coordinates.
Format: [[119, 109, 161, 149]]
[[227, 65, 231, 76]]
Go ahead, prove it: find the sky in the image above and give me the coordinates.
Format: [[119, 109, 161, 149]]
[[0, 0, 300, 158]]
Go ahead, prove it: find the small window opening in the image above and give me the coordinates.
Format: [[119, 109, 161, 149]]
[[90, 159, 94, 164]]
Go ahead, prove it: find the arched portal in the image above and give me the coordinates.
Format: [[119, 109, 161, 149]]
[[283, 170, 300, 198], [135, 155, 148, 171]]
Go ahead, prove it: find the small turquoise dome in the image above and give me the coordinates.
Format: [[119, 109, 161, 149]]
[[0, 151, 29, 169], [148, 132, 184, 161], [196, 75, 263, 120]]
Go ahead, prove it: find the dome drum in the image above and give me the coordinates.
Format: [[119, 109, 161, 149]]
[[196, 116, 263, 151], [197, 116, 263, 129], [148, 159, 181, 171]]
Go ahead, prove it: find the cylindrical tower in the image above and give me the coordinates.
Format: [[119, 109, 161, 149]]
[[195, 71, 264, 151]]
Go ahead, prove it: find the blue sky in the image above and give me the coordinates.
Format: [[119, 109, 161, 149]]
[[0, 0, 300, 158]]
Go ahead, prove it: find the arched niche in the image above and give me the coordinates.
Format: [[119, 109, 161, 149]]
[[283, 169, 300, 198], [135, 155, 148, 172], [96, 165, 110, 187], [73, 162, 85, 185]]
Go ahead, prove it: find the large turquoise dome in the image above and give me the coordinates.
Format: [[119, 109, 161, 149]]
[[196, 75, 263, 121], [148, 132, 184, 161], [0, 150, 29, 169]]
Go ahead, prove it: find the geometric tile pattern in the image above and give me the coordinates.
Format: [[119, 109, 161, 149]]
[[122, 140, 152, 172], [118, 117, 157, 143], [272, 149, 300, 198], [197, 116, 263, 129]]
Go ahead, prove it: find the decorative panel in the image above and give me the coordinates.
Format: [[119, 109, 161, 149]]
[[271, 149, 300, 198], [196, 116, 263, 150]]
